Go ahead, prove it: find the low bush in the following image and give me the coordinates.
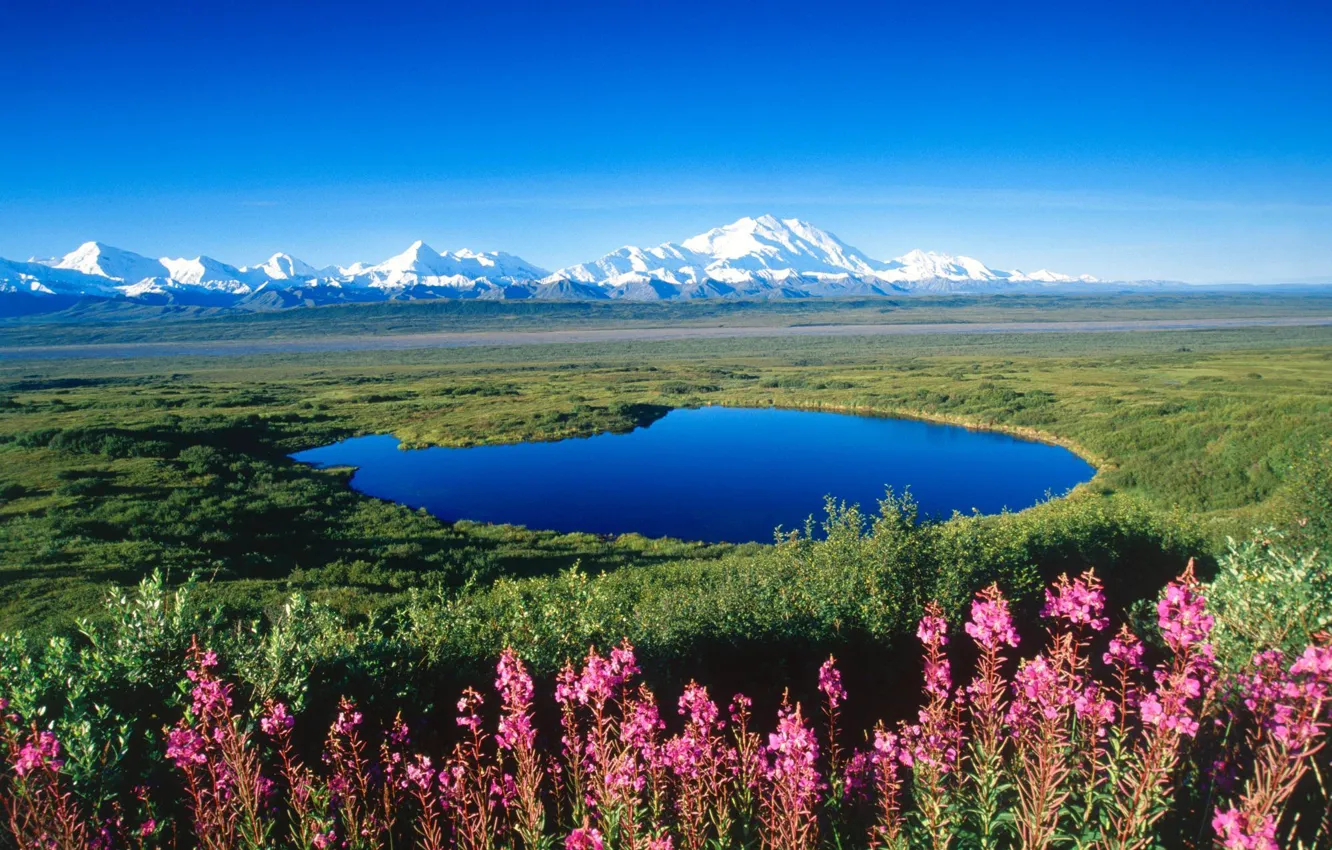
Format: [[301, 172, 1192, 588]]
[[0, 566, 1327, 849]]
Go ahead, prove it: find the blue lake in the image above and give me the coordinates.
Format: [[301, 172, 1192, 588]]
[[291, 407, 1096, 544]]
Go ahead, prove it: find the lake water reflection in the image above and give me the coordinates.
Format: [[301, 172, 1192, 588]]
[[291, 406, 1096, 543]]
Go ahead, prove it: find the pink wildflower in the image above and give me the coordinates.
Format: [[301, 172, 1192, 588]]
[[1212, 806, 1278, 850], [1103, 626, 1145, 670], [13, 730, 63, 777], [259, 701, 294, 736], [566, 825, 605, 850], [1290, 643, 1332, 679], [1007, 655, 1064, 730], [763, 703, 820, 798], [818, 656, 847, 709], [917, 610, 948, 647], [406, 754, 434, 791], [841, 749, 874, 801], [1157, 572, 1214, 652], [965, 585, 1020, 650], [572, 640, 640, 706], [456, 689, 484, 733], [495, 649, 536, 752], [677, 681, 720, 730], [332, 706, 362, 736], [165, 726, 206, 768], [1042, 570, 1109, 631]]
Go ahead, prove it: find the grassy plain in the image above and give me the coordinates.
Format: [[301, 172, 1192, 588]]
[[2, 290, 1331, 346], [1, 298, 1329, 651]]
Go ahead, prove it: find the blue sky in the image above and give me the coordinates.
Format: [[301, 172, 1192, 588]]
[[1, 0, 1329, 282]]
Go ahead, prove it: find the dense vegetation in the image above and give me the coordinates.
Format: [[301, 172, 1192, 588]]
[[0, 543, 1326, 848]]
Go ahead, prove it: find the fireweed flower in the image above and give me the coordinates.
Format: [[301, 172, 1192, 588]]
[[574, 640, 640, 706], [406, 755, 434, 791], [1157, 570, 1215, 653], [190, 678, 233, 716], [868, 725, 907, 845], [1140, 685, 1201, 738], [759, 699, 821, 850], [1212, 806, 1278, 850], [13, 730, 63, 776], [818, 657, 846, 710], [841, 749, 874, 802], [1007, 655, 1064, 731], [678, 682, 721, 732], [965, 585, 1020, 651], [566, 825, 605, 850], [917, 609, 949, 648], [1042, 570, 1109, 631], [165, 726, 207, 768], [555, 661, 578, 707], [622, 695, 664, 758], [260, 702, 295, 736], [1289, 643, 1332, 680], [1137, 566, 1217, 740], [763, 703, 820, 791], [333, 706, 363, 737], [456, 689, 484, 733], [1103, 625, 1145, 670], [495, 649, 536, 752], [1073, 682, 1115, 732]]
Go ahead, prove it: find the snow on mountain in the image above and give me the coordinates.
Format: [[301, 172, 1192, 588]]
[[356, 241, 550, 289], [243, 253, 329, 281], [875, 249, 998, 283], [546, 215, 884, 286], [0, 220, 1111, 311], [49, 241, 168, 283], [1020, 269, 1100, 283], [546, 216, 1097, 291], [0, 256, 122, 297], [159, 256, 264, 291], [44, 242, 262, 294], [680, 215, 883, 278]]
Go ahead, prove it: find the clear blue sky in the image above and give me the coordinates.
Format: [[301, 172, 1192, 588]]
[[2, 0, 1328, 282]]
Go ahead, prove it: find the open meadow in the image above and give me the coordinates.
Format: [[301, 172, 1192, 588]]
[[1, 298, 1329, 848]]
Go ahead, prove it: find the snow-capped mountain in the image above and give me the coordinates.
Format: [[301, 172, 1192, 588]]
[[545, 215, 886, 287], [243, 253, 334, 281], [50, 242, 169, 284], [357, 241, 549, 289], [1, 239, 553, 310], [0, 217, 1130, 315], [546, 216, 1099, 293]]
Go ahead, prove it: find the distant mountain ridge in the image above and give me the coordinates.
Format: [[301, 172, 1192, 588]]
[[1, 215, 1186, 315]]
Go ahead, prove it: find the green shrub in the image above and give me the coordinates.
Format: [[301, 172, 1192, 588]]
[[1206, 531, 1332, 672]]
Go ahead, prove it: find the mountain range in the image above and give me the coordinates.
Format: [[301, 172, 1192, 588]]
[[2, 215, 1179, 315]]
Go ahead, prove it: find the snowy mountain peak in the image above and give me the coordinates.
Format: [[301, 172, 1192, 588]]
[[159, 255, 258, 290], [355, 240, 549, 288], [548, 214, 887, 286], [878, 249, 1000, 283], [248, 252, 320, 280], [51, 241, 166, 282]]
